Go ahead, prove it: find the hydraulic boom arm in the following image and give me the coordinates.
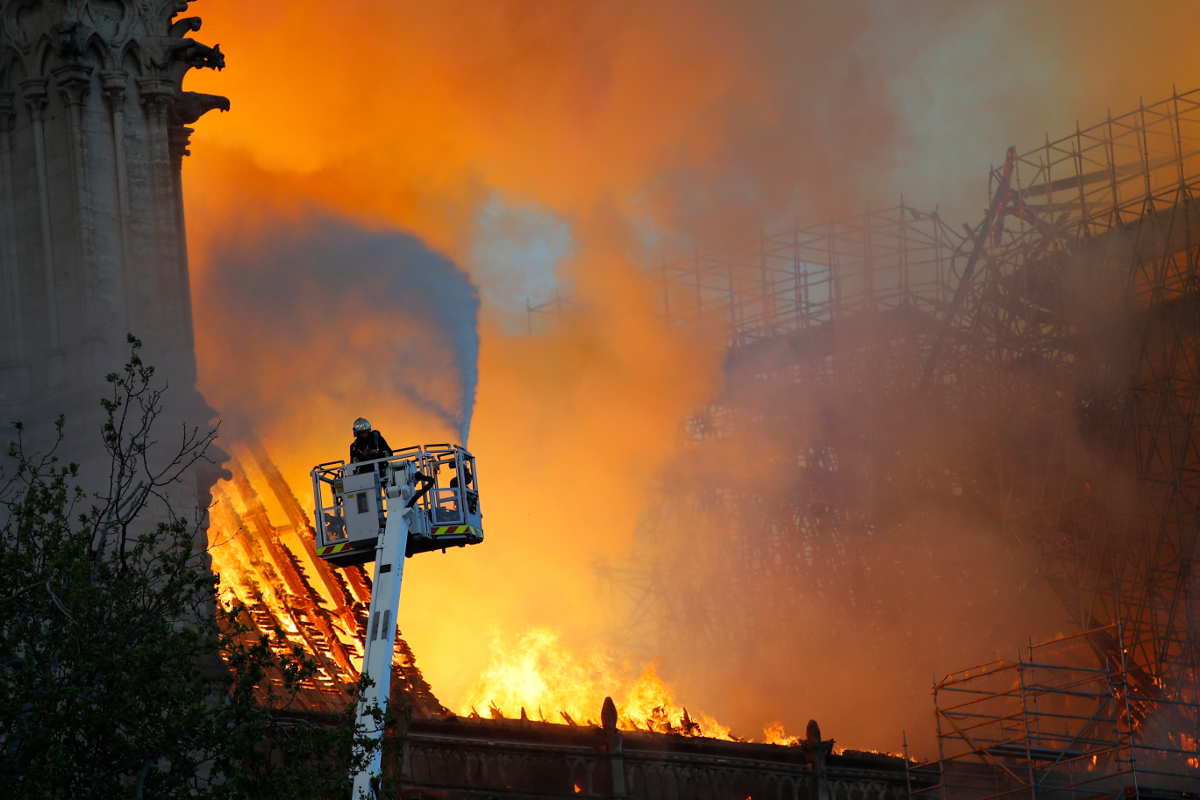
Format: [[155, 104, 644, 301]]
[[350, 462, 415, 797], [310, 444, 484, 798]]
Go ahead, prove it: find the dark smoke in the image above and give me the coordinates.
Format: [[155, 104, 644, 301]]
[[204, 213, 479, 445], [616, 310, 1072, 753]]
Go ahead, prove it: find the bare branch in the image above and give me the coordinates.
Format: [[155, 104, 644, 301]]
[[44, 581, 73, 620]]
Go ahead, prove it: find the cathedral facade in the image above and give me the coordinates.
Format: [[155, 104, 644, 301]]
[[0, 0, 227, 502]]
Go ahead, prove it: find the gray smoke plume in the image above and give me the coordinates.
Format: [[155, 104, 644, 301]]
[[205, 213, 479, 445]]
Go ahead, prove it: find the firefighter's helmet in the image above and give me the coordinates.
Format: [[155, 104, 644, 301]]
[[353, 417, 371, 435]]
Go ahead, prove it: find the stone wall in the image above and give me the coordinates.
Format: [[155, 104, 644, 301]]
[[0, 0, 226, 513], [395, 711, 915, 800]]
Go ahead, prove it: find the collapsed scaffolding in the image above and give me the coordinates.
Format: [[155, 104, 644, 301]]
[[939, 89, 1200, 716], [605, 88, 1200, 795]]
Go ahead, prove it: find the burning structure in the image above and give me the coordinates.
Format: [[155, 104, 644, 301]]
[[608, 90, 1200, 797], [205, 88, 1200, 798], [210, 87, 1200, 798], [5, 3, 1197, 798], [0, 3, 911, 796], [208, 433, 447, 717], [209, 436, 914, 798]]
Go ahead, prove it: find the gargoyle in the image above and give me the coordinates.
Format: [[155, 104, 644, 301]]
[[176, 39, 224, 71], [171, 91, 229, 126], [148, 37, 224, 71], [170, 17, 202, 38]]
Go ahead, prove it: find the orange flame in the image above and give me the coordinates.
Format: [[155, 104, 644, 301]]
[[207, 442, 837, 743], [762, 721, 802, 746], [461, 626, 734, 738], [205, 441, 373, 706]]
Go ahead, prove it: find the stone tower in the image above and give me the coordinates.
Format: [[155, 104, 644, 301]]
[[0, 1, 226, 489]]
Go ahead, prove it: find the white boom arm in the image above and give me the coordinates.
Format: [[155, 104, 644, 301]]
[[312, 446, 483, 796], [351, 464, 415, 798]]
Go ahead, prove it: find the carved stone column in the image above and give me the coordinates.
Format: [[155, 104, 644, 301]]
[[101, 68, 134, 334], [805, 720, 831, 800], [54, 63, 98, 341], [168, 121, 196, 365], [0, 89, 24, 371], [138, 76, 181, 349], [19, 77, 62, 372], [601, 697, 627, 798]]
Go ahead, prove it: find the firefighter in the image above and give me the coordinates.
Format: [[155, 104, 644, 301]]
[[448, 460, 478, 515], [448, 460, 473, 489], [350, 417, 393, 466]]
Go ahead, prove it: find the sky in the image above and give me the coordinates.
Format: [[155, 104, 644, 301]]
[[181, 0, 1200, 754]]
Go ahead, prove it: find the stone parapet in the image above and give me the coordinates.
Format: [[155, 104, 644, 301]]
[[396, 712, 916, 800]]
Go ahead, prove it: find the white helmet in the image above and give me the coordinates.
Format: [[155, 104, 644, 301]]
[[353, 417, 371, 435]]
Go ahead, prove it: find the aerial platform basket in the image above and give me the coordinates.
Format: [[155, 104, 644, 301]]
[[311, 444, 483, 568]]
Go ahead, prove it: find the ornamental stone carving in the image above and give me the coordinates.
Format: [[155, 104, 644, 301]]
[[0, 0, 227, 517]]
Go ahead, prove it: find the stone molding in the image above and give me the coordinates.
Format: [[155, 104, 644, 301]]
[[0, 1, 228, 126], [17, 75, 47, 117], [0, 0, 227, 408], [98, 67, 127, 108], [399, 715, 915, 800], [52, 62, 92, 106]]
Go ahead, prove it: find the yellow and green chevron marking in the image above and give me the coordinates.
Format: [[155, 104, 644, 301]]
[[431, 525, 480, 537]]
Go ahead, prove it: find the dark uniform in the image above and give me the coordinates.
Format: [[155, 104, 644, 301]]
[[350, 430, 393, 464], [448, 462, 478, 515]]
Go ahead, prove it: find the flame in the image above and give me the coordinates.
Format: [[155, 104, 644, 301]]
[[203, 440, 746, 736], [206, 444, 814, 744], [176, 0, 1200, 754], [763, 721, 802, 746], [462, 627, 732, 738], [205, 440, 374, 706]]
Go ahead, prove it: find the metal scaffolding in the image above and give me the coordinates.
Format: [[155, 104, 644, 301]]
[[934, 88, 1200, 726], [906, 626, 1200, 800], [608, 89, 1200, 784], [599, 203, 973, 655], [652, 203, 958, 349]]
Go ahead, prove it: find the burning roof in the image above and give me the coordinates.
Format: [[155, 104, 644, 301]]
[[207, 432, 446, 718]]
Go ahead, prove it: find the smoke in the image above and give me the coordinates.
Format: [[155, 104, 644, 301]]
[[197, 211, 479, 447], [603, 304, 1074, 752], [180, 0, 1200, 758]]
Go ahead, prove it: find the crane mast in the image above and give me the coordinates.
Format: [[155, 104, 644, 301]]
[[311, 445, 484, 798]]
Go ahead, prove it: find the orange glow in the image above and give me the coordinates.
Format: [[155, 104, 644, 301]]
[[762, 721, 801, 746], [462, 627, 732, 739], [206, 440, 370, 704], [181, 0, 1200, 753], [182, 0, 890, 739]]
